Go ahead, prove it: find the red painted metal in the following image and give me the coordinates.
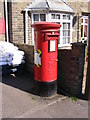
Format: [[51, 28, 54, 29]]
[[32, 22, 61, 82], [0, 19, 5, 34]]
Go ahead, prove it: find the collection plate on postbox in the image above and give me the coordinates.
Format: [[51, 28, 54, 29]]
[[49, 40, 56, 52]]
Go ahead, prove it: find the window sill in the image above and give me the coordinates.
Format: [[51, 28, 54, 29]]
[[58, 44, 72, 49]]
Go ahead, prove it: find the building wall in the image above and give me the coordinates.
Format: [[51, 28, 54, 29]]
[[12, 1, 89, 45], [11, 2, 32, 44], [67, 2, 89, 43], [0, 1, 5, 41], [1, 1, 89, 45], [0, 1, 33, 44]]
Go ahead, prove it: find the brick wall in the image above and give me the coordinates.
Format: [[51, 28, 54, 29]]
[[0, 1, 5, 41], [14, 43, 34, 75], [15, 42, 86, 97], [58, 42, 86, 97]]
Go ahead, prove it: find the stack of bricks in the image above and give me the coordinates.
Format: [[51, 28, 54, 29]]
[[58, 42, 86, 97]]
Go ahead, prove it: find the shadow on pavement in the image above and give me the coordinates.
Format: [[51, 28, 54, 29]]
[[2, 71, 35, 94]]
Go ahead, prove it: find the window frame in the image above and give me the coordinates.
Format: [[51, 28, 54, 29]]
[[31, 13, 47, 45], [31, 12, 72, 47], [81, 16, 88, 43], [50, 13, 72, 47], [32, 13, 46, 23]]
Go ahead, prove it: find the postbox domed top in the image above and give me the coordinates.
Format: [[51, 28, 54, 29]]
[[31, 22, 61, 30]]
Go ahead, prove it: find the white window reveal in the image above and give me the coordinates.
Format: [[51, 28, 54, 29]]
[[81, 16, 88, 43], [50, 13, 72, 47]]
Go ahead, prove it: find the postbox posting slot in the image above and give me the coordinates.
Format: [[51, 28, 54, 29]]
[[45, 33, 59, 41]]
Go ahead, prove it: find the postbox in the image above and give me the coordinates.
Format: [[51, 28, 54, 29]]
[[31, 22, 61, 97]]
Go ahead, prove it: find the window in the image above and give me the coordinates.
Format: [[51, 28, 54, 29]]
[[33, 14, 39, 21], [51, 14, 60, 19], [81, 16, 88, 43], [50, 13, 72, 46], [62, 23, 70, 44], [40, 14, 46, 21], [33, 14, 46, 22], [32, 13, 46, 44], [51, 14, 55, 19], [63, 15, 70, 20], [31, 13, 72, 47]]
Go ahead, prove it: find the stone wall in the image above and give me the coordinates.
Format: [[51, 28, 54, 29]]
[[72, 13, 82, 43], [67, 2, 89, 43], [11, 2, 32, 44], [0, 1, 32, 43], [58, 42, 86, 97]]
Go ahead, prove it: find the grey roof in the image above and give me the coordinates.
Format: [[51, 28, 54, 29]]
[[26, 0, 75, 13]]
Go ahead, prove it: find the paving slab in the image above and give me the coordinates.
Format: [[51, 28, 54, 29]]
[[1, 73, 88, 118], [17, 97, 88, 118]]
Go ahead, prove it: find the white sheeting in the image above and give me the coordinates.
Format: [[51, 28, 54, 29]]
[[0, 41, 25, 66]]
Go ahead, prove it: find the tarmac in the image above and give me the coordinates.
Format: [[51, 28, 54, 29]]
[[0, 72, 88, 119]]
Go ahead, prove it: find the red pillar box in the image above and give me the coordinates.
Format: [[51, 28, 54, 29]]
[[31, 22, 61, 97]]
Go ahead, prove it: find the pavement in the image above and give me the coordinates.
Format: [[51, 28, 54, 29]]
[[0, 72, 88, 118]]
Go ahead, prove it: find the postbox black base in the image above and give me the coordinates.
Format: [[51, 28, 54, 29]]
[[34, 80, 57, 97]]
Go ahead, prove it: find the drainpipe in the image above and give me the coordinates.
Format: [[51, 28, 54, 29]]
[[77, 13, 79, 42], [31, 13, 34, 45], [25, 9, 28, 44], [88, 14, 90, 100], [5, 0, 9, 42], [87, 15, 90, 52]]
